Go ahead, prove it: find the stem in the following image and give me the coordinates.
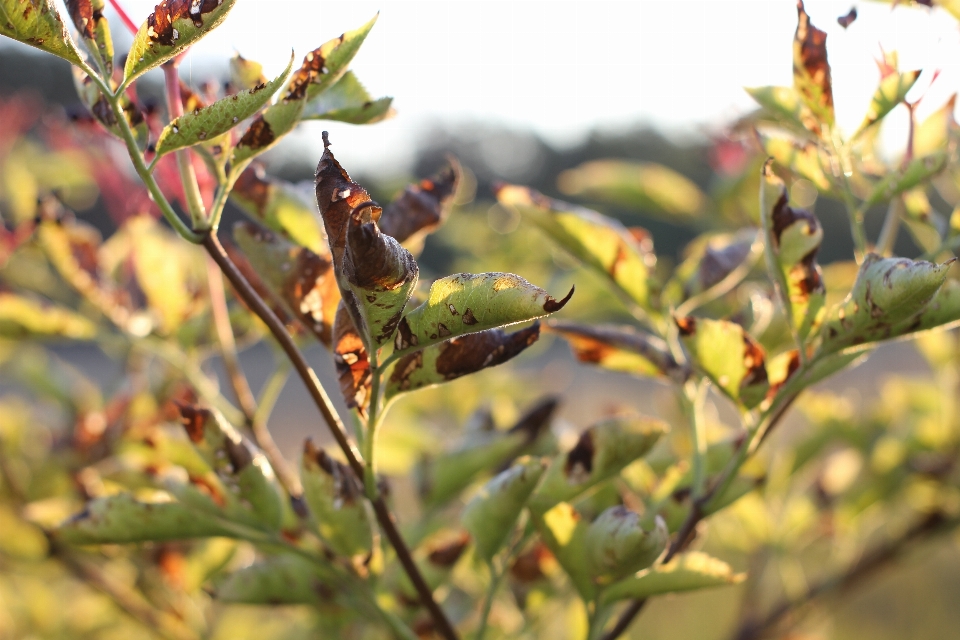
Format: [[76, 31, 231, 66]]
[[685, 380, 709, 498], [475, 560, 504, 640], [364, 352, 383, 500], [875, 197, 903, 257], [163, 62, 208, 230], [202, 232, 459, 640], [599, 600, 647, 640], [107, 0, 140, 36]]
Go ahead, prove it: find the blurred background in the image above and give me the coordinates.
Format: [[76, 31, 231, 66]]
[[2, 1, 960, 639]]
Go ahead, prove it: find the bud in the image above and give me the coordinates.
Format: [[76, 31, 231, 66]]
[[584, 507, 667, 583], [461, 456, 548, 561]]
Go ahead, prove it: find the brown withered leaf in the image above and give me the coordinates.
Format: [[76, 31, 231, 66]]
[[315, 133, 378, 271], [378, 159, 461, 245], [425, 531, 471, 568], [333, 301, 371, 415], [65, 0, 98, 39], [547, 320, 688, 382], [837, 7, 857, 29], [794, 1, 835, 129], [386, 323, 541, 398]]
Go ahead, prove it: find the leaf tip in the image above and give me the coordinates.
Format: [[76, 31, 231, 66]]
[[322, 130, 331, 148], [544, 286, 574, 313]]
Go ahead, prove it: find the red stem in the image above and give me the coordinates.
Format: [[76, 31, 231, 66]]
[[107, 0, 140, 36]]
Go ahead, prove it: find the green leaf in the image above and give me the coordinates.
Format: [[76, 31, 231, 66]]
[[762, 137, 831, 192], [890, 278, 960, 335], [155, 53, 293, 156], [531, 502, 594, 600], [820, 254, 955, 353], [745, 86, 819, 135], [124, 0, 237, 84], [301, 441, 373, 559], [228, 52, 266, 91], [66, 0, 113, 75], [496, 184, 654, 309], [854, 69, 921, 138], [0, 0, 84, 65], [298, 14, 379, 100], [600, 552, 745, 604], [584, 507, 667, 583], [546, 321, 686, 381], [386, 324, 540, 400], [556, 160, 706, 218], [231, 166, 325, 254], [461, 456, 548, 561], [528, 415, 668, 513], [56, 493, 233, 544], [0, 292, 96, 340], [233, 221, 339, 346], [914, 94, 957, 159], [215, 554, 338, 605], [301, 71, 394, 124], [342, 204, 419, 348], [900, 190, 944, 254], [677, 317, 769, 409], [793, 1, 835, 132], [760, 163, 826, 342], [392, 272, 572, 358], [865, 151, 949, 208]]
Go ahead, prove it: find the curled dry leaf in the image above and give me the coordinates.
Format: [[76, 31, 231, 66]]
[[794, 0, 835, 131], [386, 322, 541, 399], [677, 316, 770, 409], [65, 0, 113, 74], [333, 301, 371, 414], [546, 320, 687, 382], [760, 163, 826, 342], [233, 222, 340, 346], [314, 136, 377, 270], [378, 158, 461, 246]]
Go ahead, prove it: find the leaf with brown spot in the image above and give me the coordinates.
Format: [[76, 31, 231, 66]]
[[124, 0, 238, 84], [287, 14, 378, 102], [385, 323, 540, 399], [0, 0, 84, 65], [66, 0, 113, 74], [333, 301, 371, 414], [547, 320, 687, 382], [496, 183, 655, 310], [794, 1, 835, 131], [231, 165, 326, 254], [233, 222, 340, 347], [378, 158, 461, 246], [392, 272, 572, 359], [314, 141, 377, 271], [760, 163, 826, 342], [156, 54, 293, 156], [72, 66, 148, 151], [677, 316, 770, 409]]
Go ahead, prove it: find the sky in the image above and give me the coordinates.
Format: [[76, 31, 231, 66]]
[[32, 1, 960, 174]]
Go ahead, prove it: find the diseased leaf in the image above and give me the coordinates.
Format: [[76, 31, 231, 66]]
[[600, 552, 745, 603], [546, 320, 686, 381], [0, 0, 84, 65], [301, 440, 373, 559], [386, 323, 540, 399], [865, 151, 949, 207], [379, 159, 461, 246], [462, 456, 547, 561], [124, 0, 238, 84], [333, 301, 371, 414], [529, 415, 668, 513], [794, 1, 835, 131], [854, 69, 921, 138], [72, 67, 148, 151], [155, 53, 293, 156], [342, 203, 419, 348], [819, 254, 954, 352], [294, 14, 378, 101], [228, 52, 266, 91], [233, 221, 339, 346], [230, 98, 305, 165], [677, 317, 769, 409], [531, 502, 594, 600], [55, 493, 233, 544], [392, 272, 572, 358], [66, 0, 113, 75], [301, 70, 394, 124], [216, 554, 337, 605], [232, 165, 325, 254], [0, 292, 96, 340], [398, 531, 472, 600], [556, 160, 706, 218], [496, 184, 653, 309], [315, 139, 377, 270], [760, 163, 827, 342], [662, 230, 760, 308]]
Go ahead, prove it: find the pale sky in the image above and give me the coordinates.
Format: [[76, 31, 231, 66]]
[[47, 1, 960, 173]]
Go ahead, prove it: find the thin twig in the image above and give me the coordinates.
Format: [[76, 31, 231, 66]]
[[202, 232, 459, 640], [599, 599, 648, 640], [733, 512, 958, 640], [107, 0, 140, 36]]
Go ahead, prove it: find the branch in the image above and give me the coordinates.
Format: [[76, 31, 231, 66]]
[[733, 512, 958, 640], [202, 232, 459, 640]]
